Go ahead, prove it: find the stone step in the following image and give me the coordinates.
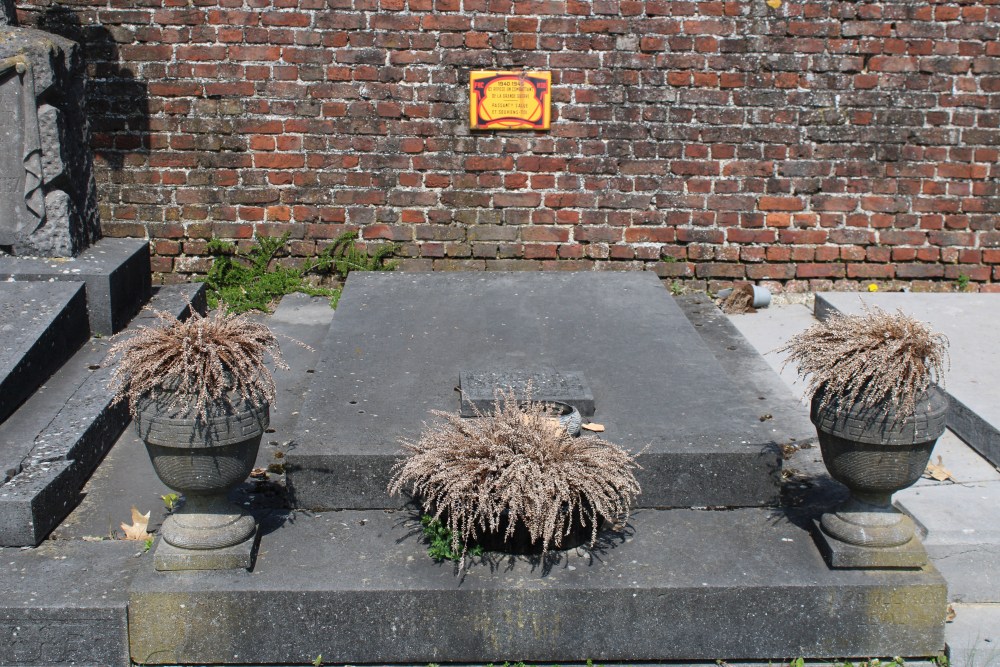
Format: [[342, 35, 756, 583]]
[[0, 237, 151, 335], [286, 272, 786, 511], [0, 283, 205, 546], [0, 281, 89, 427], [127, 507, 947, 665]]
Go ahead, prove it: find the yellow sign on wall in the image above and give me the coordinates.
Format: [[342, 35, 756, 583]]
[[470, 71, 551, 131]]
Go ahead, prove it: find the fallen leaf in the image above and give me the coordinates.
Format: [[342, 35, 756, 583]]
[[946, 604, 956, 622], [766, 0, 782, 7], [120, 506, 152, 541], [581, 422, 605, 432], [923, 455, 955, 483], [250, 467, 269, 479]]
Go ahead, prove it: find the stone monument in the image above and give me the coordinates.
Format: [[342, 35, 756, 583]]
[[0, 2, 149, 337], [0, 2, 101, 256]]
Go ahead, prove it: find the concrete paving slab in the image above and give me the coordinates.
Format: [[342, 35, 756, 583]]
[[948, 604, 1000, 667], [128, 507, 947, 665], [288, 272, 783, 511], [896, 483, 1000, 602], [725, 300, 818, 404], [816, 293, 1000, 468], [914, 431, 1000, 488]]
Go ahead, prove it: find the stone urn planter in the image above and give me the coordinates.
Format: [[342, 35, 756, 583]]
[[780, 305, 950, 568], [810, 385, 948, 567], [106, 307, 286, 571], [135, 391, 269, 552], [389, 390, 640, 561]]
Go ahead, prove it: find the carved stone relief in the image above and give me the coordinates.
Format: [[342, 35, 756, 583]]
[[0, 56, 46, 247]]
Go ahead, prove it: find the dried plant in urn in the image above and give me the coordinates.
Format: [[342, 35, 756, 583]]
[[388, 388, 641, 560], [779, 305, 949, 568], [106, 308, 286, 569]]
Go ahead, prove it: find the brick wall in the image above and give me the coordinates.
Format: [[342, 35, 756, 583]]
[[18, 0, 1000, 291]]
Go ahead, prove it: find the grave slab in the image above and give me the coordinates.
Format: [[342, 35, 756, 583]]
[[0, 283, 205, 546], [0, 281, 87, 428], [459, 369, 595, 416], [128, 507, 947, 665], [0, 237, 151, 334], [816, 293, 1000, 468], [287, 272, 783, 510], [676, 295, 816, 447], [0, 539, 139, 667]]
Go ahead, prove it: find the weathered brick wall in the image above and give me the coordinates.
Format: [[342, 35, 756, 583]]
[[17, 0, 1000, 291]]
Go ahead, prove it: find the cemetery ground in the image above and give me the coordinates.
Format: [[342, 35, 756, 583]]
[[0, 274, 997, 665]]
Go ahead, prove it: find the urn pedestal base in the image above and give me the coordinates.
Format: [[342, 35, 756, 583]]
[[153, 528, 259, 572], [813, 518, 928, 569]]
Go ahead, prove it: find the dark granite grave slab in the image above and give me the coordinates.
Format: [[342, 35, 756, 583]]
[[0, 281, 87, 427], [0, 539, 138, 667], [128, 507, 947, 665], [0, 283, 205, 546], [0, 237, 151, 334], [287, 272, 782, 510], [459, 369, 596, 416]]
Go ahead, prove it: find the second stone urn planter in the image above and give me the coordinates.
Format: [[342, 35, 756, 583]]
[[810, 385, 949, 568], [136, 390, 269, 567], [105, 307, 287, 572], [778, 304, 951, 569]]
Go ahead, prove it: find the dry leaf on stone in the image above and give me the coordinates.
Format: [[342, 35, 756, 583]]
[[946, 604, 956, 622], [581, 422, 605, 432], [250, 467, 269, 479], [923, 455, 955, 483], [120, 506, 152, 541], [766, 0, 782, 8]]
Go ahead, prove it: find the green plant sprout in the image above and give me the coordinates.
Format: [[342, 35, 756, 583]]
[[956, 274, 971, 291], [421, 515, 483, 562], [161, 493, 180, 512], [203, 231, 397, 314]]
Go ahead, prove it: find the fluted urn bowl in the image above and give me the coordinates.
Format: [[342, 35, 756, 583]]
[[135, 390, 269, 550], [811, 385, 948, 548]]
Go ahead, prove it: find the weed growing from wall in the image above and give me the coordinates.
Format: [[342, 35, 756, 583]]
[[203, 231, 397, 313]]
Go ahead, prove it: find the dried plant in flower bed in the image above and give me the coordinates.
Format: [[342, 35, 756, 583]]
[[780, 305, 948, 418], [388, 389, 641, 558], [106, 307, 287, 419]]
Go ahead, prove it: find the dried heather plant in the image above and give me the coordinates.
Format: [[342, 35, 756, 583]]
[[779, 305, 948, 418], [106, 307, 287, 419], [387, 389, 641, 559]]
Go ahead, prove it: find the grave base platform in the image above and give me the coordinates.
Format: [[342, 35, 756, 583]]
[[128, 507, 946, 665]]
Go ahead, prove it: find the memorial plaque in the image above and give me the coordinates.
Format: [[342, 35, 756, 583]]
[[469, 70, 551, 130], [459, 369, 594, 417]]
